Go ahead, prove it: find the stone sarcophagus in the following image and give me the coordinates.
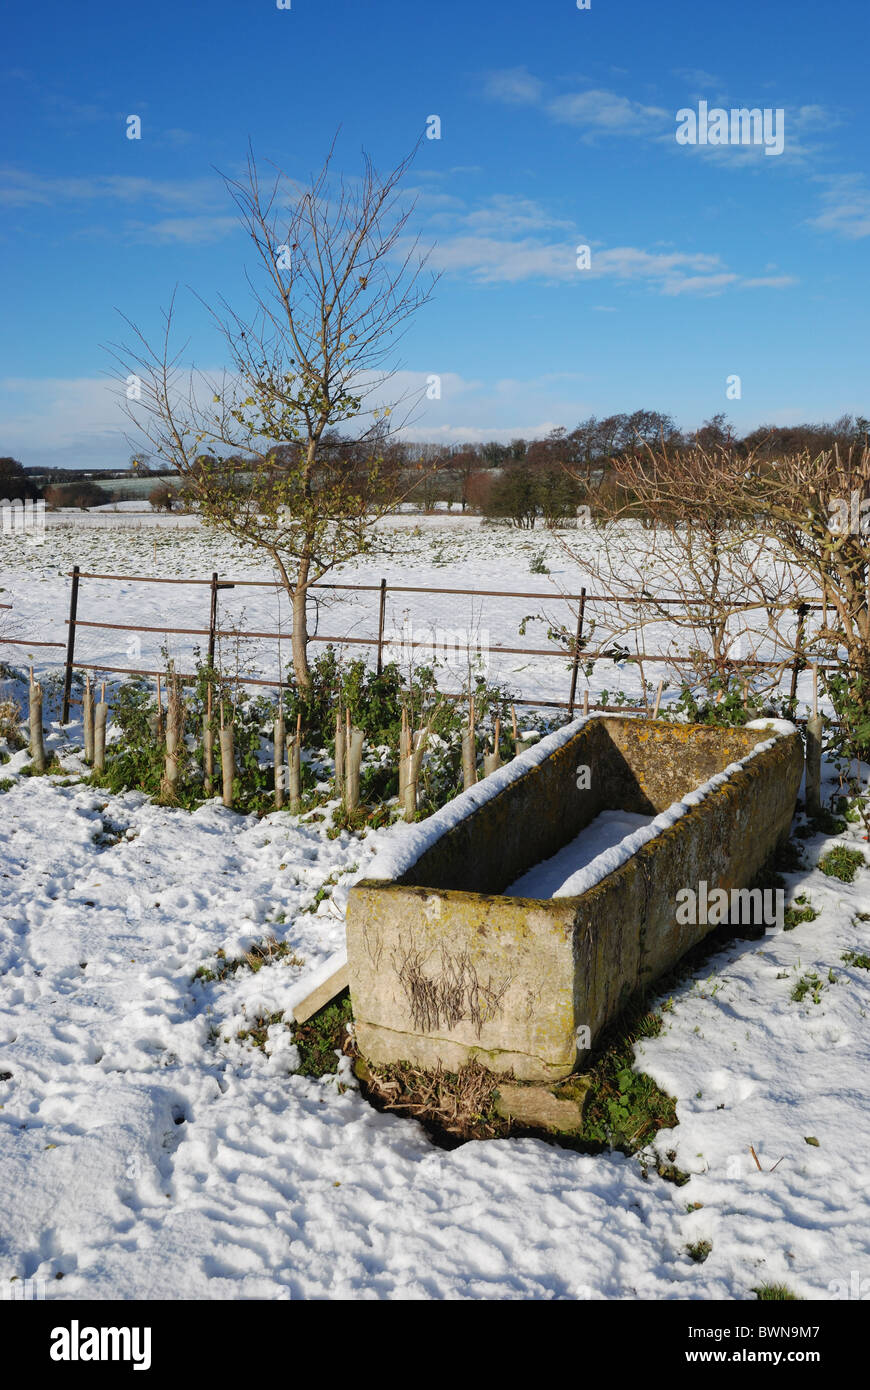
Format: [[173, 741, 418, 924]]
[[346, 717, 803, 1081]]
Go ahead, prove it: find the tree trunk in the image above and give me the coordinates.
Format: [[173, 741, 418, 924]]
[[289, 581, 309, 689]]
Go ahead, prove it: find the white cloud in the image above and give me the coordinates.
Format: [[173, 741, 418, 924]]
[[482, 67, 544, 106], [808, 174, 870, 239], [419, 228, 792, 296], [547, 88, 668, 135], [0, 168, 223, 209], [0, 368, 587, 464], [123, 215, 240, 245], [672, 68, 722, 89]]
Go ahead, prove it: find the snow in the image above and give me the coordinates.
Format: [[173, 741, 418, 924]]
[[364, 716, 589, 883], [745, 718, 798, 736], [0, 514, 827, 715], [506, 810, 655, 898], [1, 519, 868, 1301]]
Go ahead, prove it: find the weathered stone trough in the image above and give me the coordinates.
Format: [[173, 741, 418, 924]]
[[346, 717, 803, 1082]]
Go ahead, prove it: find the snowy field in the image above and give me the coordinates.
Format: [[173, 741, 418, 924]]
[[0, 516, 867, 1301], [1, 512, 819, 716]]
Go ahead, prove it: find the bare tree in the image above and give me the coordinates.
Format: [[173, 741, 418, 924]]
[[733, 446, 870, 692], [112, 139, 437, 689], [559, 444, 798, 702]]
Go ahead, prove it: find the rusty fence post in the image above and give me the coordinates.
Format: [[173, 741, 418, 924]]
[[376, 578, 388, 675], [567, 588, 587, 716], [207, 572, 235, 674], [61, 565, 80, 723], [789, 601, 809, 704]]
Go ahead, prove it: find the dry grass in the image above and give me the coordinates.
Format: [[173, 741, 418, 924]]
[[360, 1057, 507, 1143], [0, 698, 23, 748]]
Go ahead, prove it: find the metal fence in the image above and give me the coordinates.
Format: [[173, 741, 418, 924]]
[[0, 566, 835, 722]]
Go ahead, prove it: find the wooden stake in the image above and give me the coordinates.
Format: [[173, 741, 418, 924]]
[[812, 663, 819, 720], [219, 721, 234, 807], [274, 704, 286, 810], [511, 704, 518, 746], [289, 727, 302, 814], [29, 672, 46, 773], [161, 668, 182, 799], [346, 726, 364, 812], [203, 683, 214, 797], [334, 708, 345, 797], [582, 688, 589, 717], [404, 730, 427, 822], [156, 674, 164, 741], [483, 719, 502, 777], [83, 673, 94, 764], [652, 679, 664, 719], [399, 707, 410, 803], [93, 691, 108, 774], [461, 727, 477, 789]]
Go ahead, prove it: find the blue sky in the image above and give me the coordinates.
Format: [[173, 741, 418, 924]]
[[1, 0, 868, 468]]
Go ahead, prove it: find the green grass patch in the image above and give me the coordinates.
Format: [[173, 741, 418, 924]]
[[819, 845, 865, 882], [753, 1284, 801, 1301], [235, 1010, 286, 1051], [687, 1240, 712, 1264], [783, 895, 819, 931], [841, 949, 870, 970], [293, 993, 353, 1078], [194, 936, 304, 984], [790, 971, 829, 1004], [18, 755, 64, 777], [580, 1004, 679, 1155]]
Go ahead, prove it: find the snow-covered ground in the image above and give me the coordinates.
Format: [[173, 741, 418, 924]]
[[0, 517, 867, 1301], [0, 512, 818, 714]]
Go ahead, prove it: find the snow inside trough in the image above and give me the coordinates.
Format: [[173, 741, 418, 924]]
[[506, 810, 655, 898]]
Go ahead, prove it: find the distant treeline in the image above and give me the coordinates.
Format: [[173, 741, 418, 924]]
[[6, 410, 870, 514]]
